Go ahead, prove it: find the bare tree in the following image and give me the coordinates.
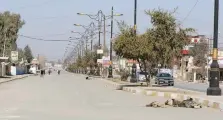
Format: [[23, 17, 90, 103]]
[[189, 38, 208, 78]]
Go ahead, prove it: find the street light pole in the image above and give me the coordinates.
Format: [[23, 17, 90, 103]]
[[98, 31, 101, 47], [82, 40, 85, 56], [130, 0, 137, 83], [73, 22, 96, 53], [108, 6, 114, 78], [77, 11, 122, 48], [110, 6, 114, 62], [103, 15, 106, 51], [77, 10, 123, 76], [79, 41, 82, 57], [85, 36, 88, 51], [207, 0, 221, 96], [86, 40, 88, 51], [77, 45, 80, 56], [98, 21, 102, 47], [134, 0, 137, 34], [90, 32, 93, 51]]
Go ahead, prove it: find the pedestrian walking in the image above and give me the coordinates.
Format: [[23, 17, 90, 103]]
[[40, 69, 44, 78], [57, 70, 60, 75], [48, 69, 51, 75]]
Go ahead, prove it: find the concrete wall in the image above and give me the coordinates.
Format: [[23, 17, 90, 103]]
[[0, 63, 6, 76], [11, 66, 16, 76], [10, 66, 26, 76], [16, 66, 25, 75]]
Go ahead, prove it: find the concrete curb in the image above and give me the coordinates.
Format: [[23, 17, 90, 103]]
[[99, 78, 223, 110], [123, 87, 223, 110], [0, 74, 32, 84]]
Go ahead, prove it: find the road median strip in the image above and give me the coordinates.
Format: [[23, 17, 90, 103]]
[[97, 78, 223, 110]]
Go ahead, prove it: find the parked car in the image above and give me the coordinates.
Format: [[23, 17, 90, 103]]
[[155, 72, 174, 86], [137, 71, 149, 82]]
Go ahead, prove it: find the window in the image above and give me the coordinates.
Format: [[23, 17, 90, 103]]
[[139, 71, 149, 75], [159, 73, 171, 77]]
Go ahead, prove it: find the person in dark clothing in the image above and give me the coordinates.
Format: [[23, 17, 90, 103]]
[[57, 70, 60, 75], [40, 70, 44, 78], [48, 69, 51, 75]]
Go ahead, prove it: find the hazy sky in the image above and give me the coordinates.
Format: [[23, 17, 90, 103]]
[[1, 0, 222, 61]]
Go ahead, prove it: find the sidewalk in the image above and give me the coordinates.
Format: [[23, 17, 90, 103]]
[[96, 77, 223, 111], [0, 74, 32, 84]]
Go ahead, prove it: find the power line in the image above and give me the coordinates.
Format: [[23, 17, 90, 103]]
[[182, 0, 200, 22], [19, 34, 70, 41], [12, 0, 57, 10], [29, 16, 72, 20], [29, 33, 69, 37]]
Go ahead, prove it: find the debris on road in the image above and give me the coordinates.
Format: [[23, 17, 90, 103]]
[[146, 101, 166, 108], [147, 98, 202, 109]]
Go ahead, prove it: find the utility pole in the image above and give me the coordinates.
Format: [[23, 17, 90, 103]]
[[82, 40, 84, 56], [77, 10, 122, 50], [110, 6, 114, 62], [130, 0, 137, 83], [77, 10, 123, 76], [80, 41, 83, 56], [85, 37, 88, 51], [207, 0, 221, 96], [98, 21, 101, 47], [103, 15, 106, 52], [134, 0, 137, 35], [77, 45, 79, 56], [91, 32, 93, 51], [108, 6, 114, 78]]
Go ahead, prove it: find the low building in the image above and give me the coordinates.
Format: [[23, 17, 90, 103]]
[[0, 57, 9, 77], [54, 63, 62, 70], [45, 62, 52, 68], [29, 58, 40, 74], [178, 35, 209, 81]]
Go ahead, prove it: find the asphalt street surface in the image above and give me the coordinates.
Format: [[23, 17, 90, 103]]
[[0, 72, 222, 120], [175, 81, 223, 94]]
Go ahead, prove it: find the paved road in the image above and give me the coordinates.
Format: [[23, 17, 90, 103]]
[[175, 81, 223, 94], [0, 72, 222, 120]]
